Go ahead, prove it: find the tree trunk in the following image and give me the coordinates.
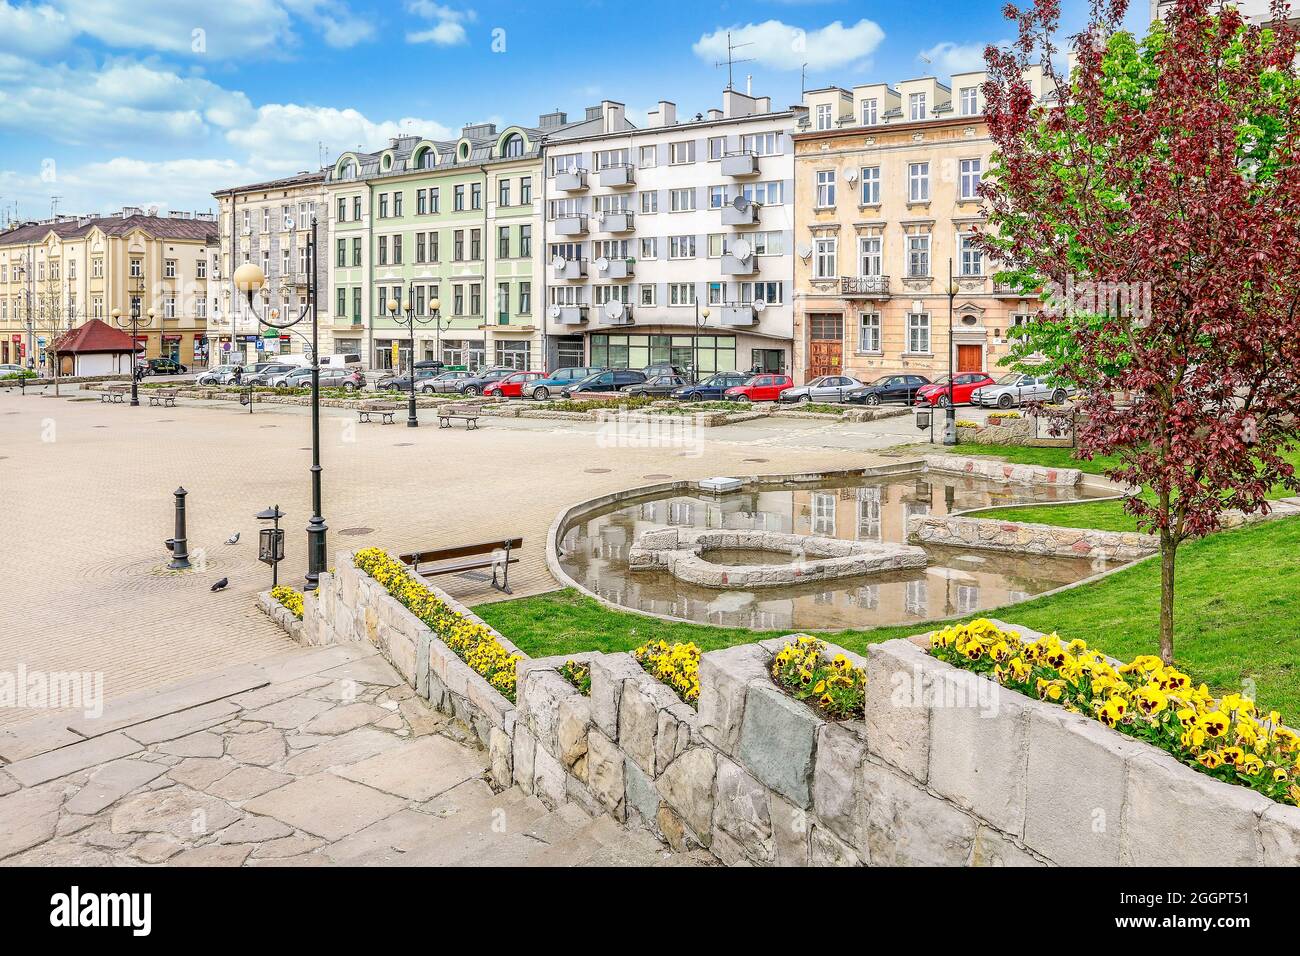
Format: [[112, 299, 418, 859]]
[[1158, 528, 1177, 664]]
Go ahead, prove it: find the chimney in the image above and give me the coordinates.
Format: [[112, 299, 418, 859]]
[[755, 96, 771, 113], [601, 100, 625, 133], [538, 110, 569, 128], [707, 108, 723, 121], [723, 89, 760, 119], [746, 74, 752, 95], [647, 100, 676, 128]]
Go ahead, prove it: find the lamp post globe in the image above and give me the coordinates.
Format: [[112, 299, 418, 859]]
[[233, 262, 266, 295]]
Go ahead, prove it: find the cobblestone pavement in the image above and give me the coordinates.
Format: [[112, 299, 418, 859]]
[[0, 386, 904, 727], [0, 641, 710, 866]]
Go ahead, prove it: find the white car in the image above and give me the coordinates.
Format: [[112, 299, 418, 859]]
[[971, 372, 1074, 409], [196, 364, 243, 385]]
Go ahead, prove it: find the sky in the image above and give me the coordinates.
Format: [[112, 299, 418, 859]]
[[0, 0, 1151, 223]]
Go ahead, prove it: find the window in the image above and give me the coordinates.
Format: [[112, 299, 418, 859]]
[[960, 233, 983, 276], [502, 134, 524, 158], [669, 141, 695, 165], [352, 238, 362, 266], [471, 183, 482, 209], [751, 231, 783, 256], [392, 235, 403, 265], [429, 232, 439, 261], [498, 226, 510, 259], [861, 97, 878, 126], [858, 313, 881, 352], [740, 132, 780, 156], [164, 259, 176, 279], [860, 166, 880, 205], [708, 185, 725, 210], [907, 233, 930, 277], [378, 236, 388, 266], [416, 232, 426, 263], [470, 228, 481, 260], [196, 259, 206, 279], [452, 230, 464, 261], [640, 284, 656, 306], [429, 187, 440, 213], [909, 92, 927, 121], [337, 240, 347, 267], [670, 188, 696, 212], [281, 249, 290, 274], [640, 191, 658, 214], [470, 283, 481, 315], [816, 170, 836, 207], [668, 236, 696, 259], [497, 282, 510, 320], [164, 295, 176, 319], [908, 162, 930, 202], [859, 236, 882, 276], [640, 237, 657, 260], [668, 283, 695, 306], [639, 145, 656, 168], [907, 313, 931, 353], [499, 179, 511, 207], [740, 281, 782, 305], [520, 225, 531, 258], [352, 287, 361, 320], [706, 137, 725, 161], [960, 86, 979, 116], [337, 198, 347, 221], [130, 258, 143, 279], [814, 238, 837, 279], [262, 208, 270, 232], [741, 180, 783, 205], [353, 196, 362, 220], [816, 103, 833, 130], [595, 147, 629, 170], [454, 185, 465, 211], [519, 281, 531, 314], [378, 194, 389, 218], [521, 177, 532, 203], [393, 192, 402, 217], [551, 153, 580, 175], [959, 158, 982, 200]]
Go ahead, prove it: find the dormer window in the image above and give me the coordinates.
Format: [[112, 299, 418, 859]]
[[816, 104, 833, 130], [960, 86, 979, 116], [339, 159, 357, 180], [909, 92, 927, 121], [501, 133, 524, 158], [861, 98, 878, 126]]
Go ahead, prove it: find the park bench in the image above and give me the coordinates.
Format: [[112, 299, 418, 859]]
[[438, 404, 480, 429], [148, 388, 179, 407], [98, 384, 130, 403], [399, 537, 522, 594], [357, 400, 398, 424]]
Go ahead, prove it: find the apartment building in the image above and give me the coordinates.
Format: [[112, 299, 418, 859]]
[[213, 170, 330, 366], [791, 69, 1054, 384], [0, 209, 217, 370], [541, 89, 804, 376], [323, 109, 608, 372]]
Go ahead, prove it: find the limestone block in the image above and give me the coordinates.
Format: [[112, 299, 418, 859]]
[[812, 720, 868, 850], [1260, 803, 1300, 866], [713, 757, 774, 865], [737, 683, 819, 808], [520, 669, 572, 752], [864, 639, 937, 782], [971, 826, 1047, 867], [810, 825, 859, 867], [489, 727, 512, 789], [557, 694, 591, 782], [531, 744, 567, 811], [618, 677, 660, 777], [654, 700, 696, 775], [623, 757, 659, 829], [586, 728, 625, 821], [698, 643, 770, 755], [770, 793, 810, 866], [512, 726, 536, 796], [656, 747, 715, 843], [590, 653, 643, 739], [862, 758, 977, 866]]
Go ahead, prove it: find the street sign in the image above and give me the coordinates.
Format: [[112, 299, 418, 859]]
[[391, 341, 400, 368]]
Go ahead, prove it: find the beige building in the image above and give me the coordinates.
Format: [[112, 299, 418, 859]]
[[792, 70, 1054, 385], [0, 209, 217, 370], [213, 171, 331, 366]]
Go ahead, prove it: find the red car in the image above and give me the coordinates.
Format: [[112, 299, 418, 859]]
[[914, 372, 995, 408], [724, 373, 793, 403], [483, 371, 544, 398]]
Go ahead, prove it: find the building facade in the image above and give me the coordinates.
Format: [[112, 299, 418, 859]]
[[541, 90, 803, 376], [213, 171, 331, 367], [791, 71, 1053, 385], [0, 209, 217, 370]]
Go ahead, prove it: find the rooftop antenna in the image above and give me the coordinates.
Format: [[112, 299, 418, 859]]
[[919, 51, 934, 76], [714, 30, 755, 91], [318, 140, 328, 169], [801, 63, 808, 95], [50, 195, 62, 219]]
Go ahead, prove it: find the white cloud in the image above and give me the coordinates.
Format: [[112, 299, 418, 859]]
[[1, 156, 258, 216], [0, 2, 75, 56], [693, 18, 884, 72], [283, 0, 375, 49], [226, 103, 451, 171], [405, 1, 473, 46], [918, 40, 1008, 75]]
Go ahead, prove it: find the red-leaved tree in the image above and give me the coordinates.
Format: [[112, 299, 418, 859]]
[[980, 0, 1300, 662]]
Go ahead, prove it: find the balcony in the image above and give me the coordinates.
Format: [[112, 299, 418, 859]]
[[553, 215, 588, 237], [552, 257, 587, 280], [721, 252, 757, 276], [721, 200, 761, 226], [552, 304, 588, 325], [720, 151, 758, 177], [596, 300, 634, 326], [596, 210, 634, 233], [719, 303, 758, 327], [993, 280, 1034, 297], [594, 257, 634, 279], [598, 164, 635, 188], [840, 275, 890, 297], [555, 169, 588, 192]]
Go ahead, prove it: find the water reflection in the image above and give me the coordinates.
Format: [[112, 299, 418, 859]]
[[558, 472, 1114, 631]]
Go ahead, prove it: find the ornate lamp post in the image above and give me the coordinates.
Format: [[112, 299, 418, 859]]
[[945, 259, 958, 447], [386, 288, 441, 428], [111, 304, 156, 406], [693, 303, 711, 382], [231, 217, 327, 591]]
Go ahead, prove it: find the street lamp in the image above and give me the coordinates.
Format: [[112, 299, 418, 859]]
[[693, 303, 711, 381], [387, 290, 440, 427], [233, 218, 327, 591], [945, 259, 958, 447], [111, 304, 156, 406]]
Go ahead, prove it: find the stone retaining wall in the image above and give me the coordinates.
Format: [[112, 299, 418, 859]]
[[925, 453, 1081, 486], [256, 590, 304, 642], [907, 514, 1159, 561]]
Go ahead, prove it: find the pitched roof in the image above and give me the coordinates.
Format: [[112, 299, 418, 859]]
[[55, 318, 137, 354], [0, 213, 218, 247], [212, 169, 326, 198]]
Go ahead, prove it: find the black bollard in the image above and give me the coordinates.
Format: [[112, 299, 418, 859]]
[[169, 487, 191, 570]]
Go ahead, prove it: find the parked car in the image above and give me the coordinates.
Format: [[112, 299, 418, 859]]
[[413, 360, 445, 371], [671, 371, 749, 401], [778, 375, 865, 404], [913, 373, 997, 408], [0, 363, 28, 376], [622, 373, 688, 398], [319, 352, 364, 370], [376, 367, 444, 391], [846, 374, 932, 406], [971, 372, 1074, 409], [275, 366, 365, 390], [483, 371, 545, 398], [455, 366, 516, 395], [522, 366, 604, 401], [561, 369, 647, 397], [415, 370, 473, 393], [196, 364, 243, 385], [724, 373, 794, 403], [642, 364, 694, 385], [245, 363, 297, 386], [144, 357, 188, 375]]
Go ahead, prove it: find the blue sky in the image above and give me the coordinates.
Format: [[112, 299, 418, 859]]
[[0, 0, 1149, 220]]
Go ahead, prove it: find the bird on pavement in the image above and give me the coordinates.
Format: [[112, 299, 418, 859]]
[[211, 577, 229, 592], [225, 532, 240, 545]]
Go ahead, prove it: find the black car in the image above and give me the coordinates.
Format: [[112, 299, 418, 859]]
[[561, 369, 646, 397], [642, 364, 694, 385], [244, 363, 297, 385], [846, 373, 932, 406], [671, 372, 748, 401], [145, 357, 188, 375], [376, 367, 443, 391], [623, 373, 688, 398]]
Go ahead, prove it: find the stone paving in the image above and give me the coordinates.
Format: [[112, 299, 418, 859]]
[[0, 385, 908, 728], [0, 640, 710, 866]]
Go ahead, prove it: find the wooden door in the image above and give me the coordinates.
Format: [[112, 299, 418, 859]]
[[807, 313, 844, 380], [957, 344, 983, 373]]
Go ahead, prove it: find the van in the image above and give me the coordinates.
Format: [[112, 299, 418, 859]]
[[274, 353, 312, 368], [320, 352, 364, 369]]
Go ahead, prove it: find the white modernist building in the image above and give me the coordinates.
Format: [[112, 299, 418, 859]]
[[541, 88, 805, 376]]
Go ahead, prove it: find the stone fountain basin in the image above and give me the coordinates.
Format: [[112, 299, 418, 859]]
[[627, 527, 928, 589]]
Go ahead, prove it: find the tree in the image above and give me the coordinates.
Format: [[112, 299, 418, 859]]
[[979, 0, 1300, 663]]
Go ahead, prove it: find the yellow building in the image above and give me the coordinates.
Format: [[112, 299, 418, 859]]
[[792, 70, 1053, 384], [0, 209, 217, 370]]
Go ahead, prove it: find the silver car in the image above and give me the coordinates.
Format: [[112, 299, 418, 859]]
[[971, 372, 1074, 409], [778, 374, 864, 404], [196, 364, 243, 385], [419, 370, 476, 394]]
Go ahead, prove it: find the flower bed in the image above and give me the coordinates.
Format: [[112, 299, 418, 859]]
[[354, 547, 522, 700], [633, 640, 701, 706], [929, 619, 1299, 807], [560, 659, 591, 695], [987, 411, 1022, 422], [770, 635, 866, 721], [536, 396, 658, 414], [775, 403, 848, 416], [270, 585, 304, 620]]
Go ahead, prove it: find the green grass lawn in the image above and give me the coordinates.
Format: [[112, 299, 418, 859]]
[[474, 512, 1300, 716]]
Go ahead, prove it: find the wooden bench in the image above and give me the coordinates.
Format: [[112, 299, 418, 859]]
[[399, 537, 522, 594], [438, 404, 480, 429], [148, 388, 179, 407], [357, 401, 399, 424], [98, 384, 130, 403]]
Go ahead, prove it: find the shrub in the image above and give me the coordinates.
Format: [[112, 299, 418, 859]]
[[536, 396, 657, 413], [633, 640, 701, 706], [987, 411, 1022, 421], [955, 419, 981, 428], [353, 548, 522, 700], [270, 585, 304, 620], [770, 635, 866, 721], [784, 403, 847, 415], [929, 619, 1299, 807], [560, 659, 591, 695]]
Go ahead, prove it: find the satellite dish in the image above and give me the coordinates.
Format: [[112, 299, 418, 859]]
[[551, 255, 566, 270], [603, 300, 626, 320], [731, 238, 752, 260], [595, 212, 606, 223], [595, 257, 610, 272], [549, 305, 562, 318], [731, 194, 749, 211], [284, 216, 295, 231], [753, 299, 768, 312], [797, 243, 813, 260], [845, 168, 859, 184]]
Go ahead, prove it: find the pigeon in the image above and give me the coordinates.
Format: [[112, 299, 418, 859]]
[[210, 577, 229, 592], [225, 532, 240, 545]]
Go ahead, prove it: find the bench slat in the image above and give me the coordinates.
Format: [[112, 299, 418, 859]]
[[400, 538, 522, 565]]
